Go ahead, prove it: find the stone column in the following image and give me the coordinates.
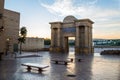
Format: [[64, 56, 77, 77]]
[[64, 37, 68, 52], [81, 26, 85, 53], [57, 28, 61, 46], [89, 26, 94, 54], [50, 28, 54, 51], [75, 25, 88, 54], [75, 26, 80, 53], [75, 26, 79, 47], [50, 28, 58, 52], [50, 22, 63, 52], [85, 26, 91, 54], [51, 28, 54, 47], [56, 28, 62, 52], [88, 26, 90, 53]]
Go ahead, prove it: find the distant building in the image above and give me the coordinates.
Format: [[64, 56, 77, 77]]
[[93, 39, 120, 46], [22, 37, 44, 51], [0, 0, 20, 54]]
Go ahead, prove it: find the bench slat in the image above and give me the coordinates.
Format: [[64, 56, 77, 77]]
[[51, 59, 72, 65], [21, 63, 49, 69]]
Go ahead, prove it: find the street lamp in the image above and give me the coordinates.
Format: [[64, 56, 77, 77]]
[[0, 26, 4, 32], [5, 38, 10, 55], [6, 38, 10, 41]]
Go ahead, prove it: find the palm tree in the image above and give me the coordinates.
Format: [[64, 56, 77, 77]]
[[18, 27, 27, 54]]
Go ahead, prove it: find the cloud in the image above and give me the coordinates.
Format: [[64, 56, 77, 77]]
[[41, 0, 96, 16], [95, 21, 120, 28], [41, 0, 74, 16], [92, 9, 120, 19], [41, 0, 120, 39], [41, 0, 120, 19]]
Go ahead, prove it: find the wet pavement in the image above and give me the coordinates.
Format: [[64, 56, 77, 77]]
[[0, 50, 120, 80]]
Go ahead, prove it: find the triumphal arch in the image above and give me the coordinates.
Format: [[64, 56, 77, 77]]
[[50, 16, 94, 54]]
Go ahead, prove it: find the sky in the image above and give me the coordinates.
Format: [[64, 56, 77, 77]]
[[5, 0, 120, 39]]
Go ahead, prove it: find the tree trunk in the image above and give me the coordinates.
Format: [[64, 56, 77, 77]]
[[20, 42, 22, 54]]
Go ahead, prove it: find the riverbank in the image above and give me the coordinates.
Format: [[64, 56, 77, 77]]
[[100, 50, 120, 55], [94, 46, 120, 48]]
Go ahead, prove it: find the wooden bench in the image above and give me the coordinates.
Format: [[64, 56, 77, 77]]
[[51, 58, 73, 65], [21, 63, 49, 73]]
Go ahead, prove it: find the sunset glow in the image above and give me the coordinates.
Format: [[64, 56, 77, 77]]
[[5, 0, 120, 39]]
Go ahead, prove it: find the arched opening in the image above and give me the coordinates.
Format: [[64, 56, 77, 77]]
[[50, 16, 94, 54], [68, 37, 75, 53]]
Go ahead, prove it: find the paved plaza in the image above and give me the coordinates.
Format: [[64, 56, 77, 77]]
[[0, 51, 120, 80]]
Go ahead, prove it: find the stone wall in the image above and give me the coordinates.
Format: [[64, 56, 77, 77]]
[[0, 2, 20, 54], [0, 0, 5, 53], [3, 9, 20, 53], [21, 37, 44, 51]]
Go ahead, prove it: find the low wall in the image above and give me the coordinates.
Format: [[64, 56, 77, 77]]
[[22, 48, 49, 52], [22, 37, 44, 51], [100, 50, 120, 55], [94, 46, 120, 48]]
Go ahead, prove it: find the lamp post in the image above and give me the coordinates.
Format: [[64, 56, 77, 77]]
[[5, 38, 10, 55], [0, 26, 4, 34]]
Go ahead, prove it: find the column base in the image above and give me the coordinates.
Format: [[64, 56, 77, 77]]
[[50, 47, 64, 52], [75, 47, 93, 55]]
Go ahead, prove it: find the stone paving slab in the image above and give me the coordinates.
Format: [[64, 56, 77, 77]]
[[0, 51, 120, 80]]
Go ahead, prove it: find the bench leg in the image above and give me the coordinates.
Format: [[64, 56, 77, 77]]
[[55, 61, 58, 64], [78, 59, 81, 62], [38, 68, 42, 73], [65, 62, 68, 65], [27, 66, 31, 72], [70, 58, 73, 62]]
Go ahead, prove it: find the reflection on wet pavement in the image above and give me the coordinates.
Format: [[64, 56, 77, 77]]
[[0, 50, 120, 80]]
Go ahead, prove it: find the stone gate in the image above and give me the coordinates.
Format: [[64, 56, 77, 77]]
[[49, 16, 94, 54]]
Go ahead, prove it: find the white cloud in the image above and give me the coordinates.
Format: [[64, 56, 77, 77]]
[[89, 0, 98, 5], [94, 21, 120, 28], [41, 0, 97, 17], [41, 0, 74, 16], [92, 9, 120, 19], [41, 0, 120, 20], [41, 0, 120, 33]]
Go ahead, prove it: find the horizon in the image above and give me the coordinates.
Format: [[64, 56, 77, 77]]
[[5, 0, 120, 39]]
